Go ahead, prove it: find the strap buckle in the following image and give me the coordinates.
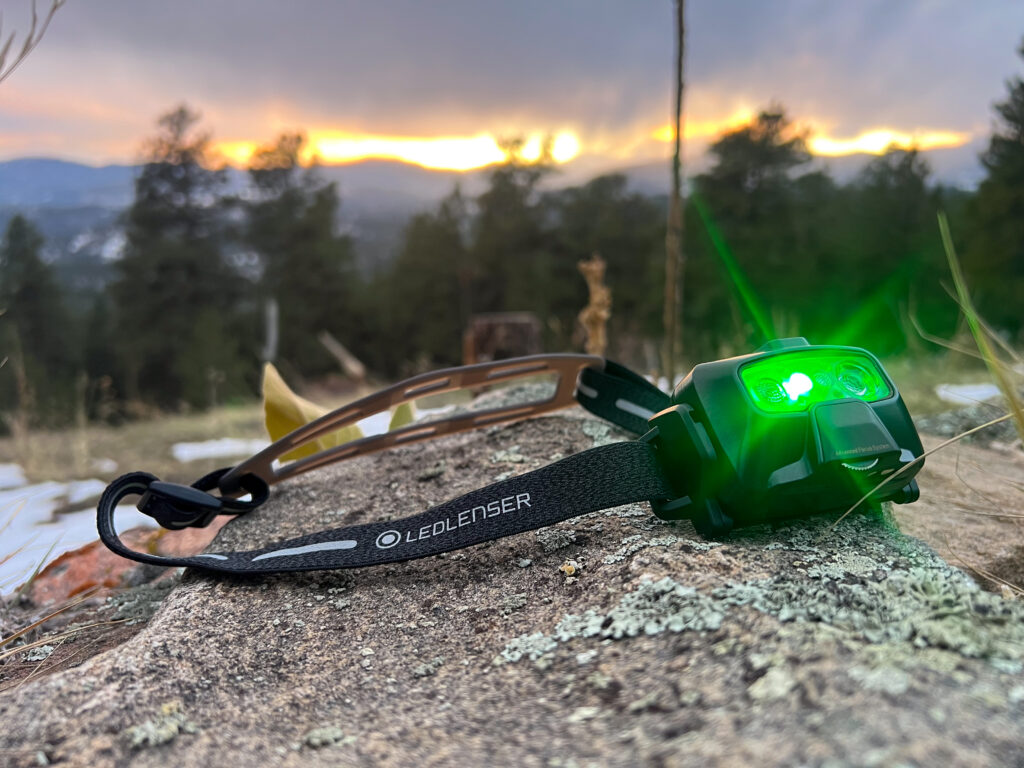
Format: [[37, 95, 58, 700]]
[[138, 481, 223, 530]]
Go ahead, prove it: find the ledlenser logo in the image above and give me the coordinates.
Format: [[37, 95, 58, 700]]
[[375, 530, 402, 549]]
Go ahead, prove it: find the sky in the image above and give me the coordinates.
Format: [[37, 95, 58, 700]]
[[1, 0, 1023, 182]]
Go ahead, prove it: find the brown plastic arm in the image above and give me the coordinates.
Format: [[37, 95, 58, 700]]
[[218, 354, 605, 493]]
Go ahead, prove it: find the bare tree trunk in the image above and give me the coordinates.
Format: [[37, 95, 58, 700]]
[[662, 0, 686, 385]]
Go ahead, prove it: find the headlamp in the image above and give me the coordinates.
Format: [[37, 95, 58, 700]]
[[640, 338, 923, 537], [96, 339, 924, 574]]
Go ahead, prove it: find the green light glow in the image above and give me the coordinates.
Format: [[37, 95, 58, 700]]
[[740, 350, 892, 413], [692, 192, 776, 343]]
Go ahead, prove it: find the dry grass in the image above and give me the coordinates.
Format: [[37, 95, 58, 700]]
[[826, 214, 1023, 595], [937, 212, 1024, 443], [0, 401, 268, 485]]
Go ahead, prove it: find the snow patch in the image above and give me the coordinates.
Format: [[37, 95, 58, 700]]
[[171, 438, 270, 463], [0, 463, 27, 489], [935, 383, 1002, 406], [0, 479, 142, 594]]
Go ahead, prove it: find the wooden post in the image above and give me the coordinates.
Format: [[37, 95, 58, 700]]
[[662, 0, 686, 385]]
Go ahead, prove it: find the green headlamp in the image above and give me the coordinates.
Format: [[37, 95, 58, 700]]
[[97, 339, 924, 574], [643, 338, 923, 536]]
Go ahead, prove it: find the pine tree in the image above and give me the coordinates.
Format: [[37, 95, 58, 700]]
[[245, 133, 360, 378], [383, 187, 469, 373], [111, 105, 248, 408], [0, 215, 76, 424], [471, 143, 551, 316], [691, 107, 811, 349], [966, 39, 1024, 339]]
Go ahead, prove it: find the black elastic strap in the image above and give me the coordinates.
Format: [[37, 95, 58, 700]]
[[97, 440, 675, 574], [577, 360, 672, 435]]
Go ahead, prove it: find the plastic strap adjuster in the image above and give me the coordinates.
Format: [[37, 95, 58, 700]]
[[642, 404, 734, 536]]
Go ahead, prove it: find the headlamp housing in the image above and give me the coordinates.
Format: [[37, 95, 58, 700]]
[[647, 338, 924, 536]]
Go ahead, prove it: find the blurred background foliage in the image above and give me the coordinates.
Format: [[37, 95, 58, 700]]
[[1, 40, 1023, 430]]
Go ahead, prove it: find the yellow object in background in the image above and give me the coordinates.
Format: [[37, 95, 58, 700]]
[[261, 363, 363, 462]]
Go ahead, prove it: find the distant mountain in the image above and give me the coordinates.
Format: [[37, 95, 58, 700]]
[[0, 158, 137, 208], [0, 145, 984, 301], [0, 157, 482, 215], [606, 140, 984, 194], [0, 157, 479, 281]]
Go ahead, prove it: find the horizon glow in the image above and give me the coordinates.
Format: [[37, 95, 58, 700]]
[[213, 129, 582, 171], [808, 128, 970, 156], [652, 111, 971, 160]]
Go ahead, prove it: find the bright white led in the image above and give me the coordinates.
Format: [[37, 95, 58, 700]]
[[782, 372, 813, 401]]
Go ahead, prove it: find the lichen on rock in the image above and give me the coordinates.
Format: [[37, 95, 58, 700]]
[[123, 701, 197, 749]]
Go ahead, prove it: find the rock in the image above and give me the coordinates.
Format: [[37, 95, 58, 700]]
[[2, 408, 1024, 766]]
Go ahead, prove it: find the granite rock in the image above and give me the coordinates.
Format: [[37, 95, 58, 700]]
[[1, 407, 1023, 767]]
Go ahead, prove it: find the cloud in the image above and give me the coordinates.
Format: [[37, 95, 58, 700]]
[[0, 0, 1021, 174]]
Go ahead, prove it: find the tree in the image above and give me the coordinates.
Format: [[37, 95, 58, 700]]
[[698, 108, 811, 212], [245, 133, 360, 378], [470, 142, 552, 317], [690, 107, 812, 351], [820, 148, 947, 353], [380, 187, 469, 374], [546, 175, 664, 353], [111, 105, 249, 408], [0, 0, 66, 86], [0, 215, 75, 424], [966, 38, 1024, 339]]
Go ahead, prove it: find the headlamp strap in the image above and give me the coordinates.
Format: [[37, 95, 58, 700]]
[[575, 360, 671, 435], [96, 440, 675, 574]]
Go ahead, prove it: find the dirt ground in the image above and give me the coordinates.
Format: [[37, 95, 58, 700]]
[[893, 433, 1024, 594]]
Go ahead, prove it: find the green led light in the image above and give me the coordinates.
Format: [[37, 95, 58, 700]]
[[740, 351, 892, 414]]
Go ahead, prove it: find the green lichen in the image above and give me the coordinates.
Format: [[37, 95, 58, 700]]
[[716, 560, 1024, 661], [500, 577, 724, 662], [536, 528, 577, 553], [123, 700, 197, 748], [106, 579, 177, 625], [747, 667, 797, 701], [412, 656, 445, 677], [303, 726, 350, 748], [23, 645, 54, 662], [582, 421, 617, 447], [501, 514, 1024, 668], [848, 665, 912, 695], [602, 534, 680, 564], [490, 446, 526, 464], [501, 593, 528, 615], [498, 632, 557, 663]]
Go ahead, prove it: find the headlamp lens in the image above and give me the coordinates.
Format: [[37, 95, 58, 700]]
[[740, 351, 892, 413]]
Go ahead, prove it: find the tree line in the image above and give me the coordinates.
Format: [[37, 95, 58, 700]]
[[3, 40, 1023, 428]]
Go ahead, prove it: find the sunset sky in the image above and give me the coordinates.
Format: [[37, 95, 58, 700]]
[[1, 1, 1022, 181]]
